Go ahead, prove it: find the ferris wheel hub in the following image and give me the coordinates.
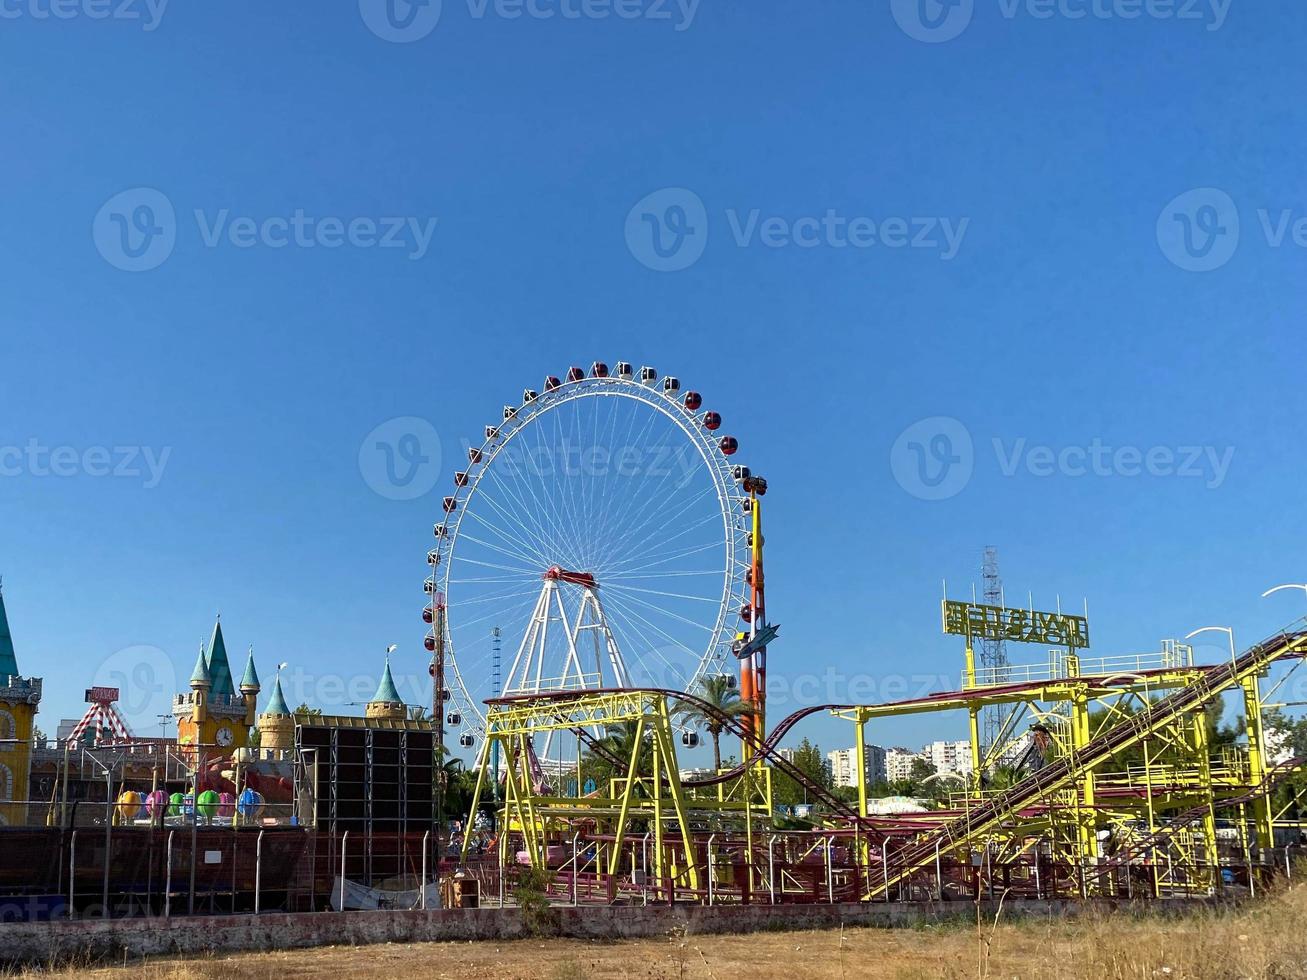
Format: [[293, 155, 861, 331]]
[[543, 565, 599, 589]]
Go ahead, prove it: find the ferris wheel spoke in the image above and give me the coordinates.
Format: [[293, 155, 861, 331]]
[[606, 479, 720, 563], [602, 582, 722, 604], [584, 401, 667, 560], [605, 568, 722, 580], [602, 505, 723, 577], [600, 591, 705, 680], [474, 469, 562, 566], [592, 421, 694, 562], [475, 471, 555, 567], [456, 522, 552, 572], [601, 586, 719, 632]]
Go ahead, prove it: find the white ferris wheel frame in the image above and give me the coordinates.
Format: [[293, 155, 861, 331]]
[[431, 374, 751, 735]]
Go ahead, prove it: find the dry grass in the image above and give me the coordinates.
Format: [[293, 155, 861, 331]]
[[19, 882, 1307, 980]]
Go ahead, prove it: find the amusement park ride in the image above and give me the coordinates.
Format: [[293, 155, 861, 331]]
[[419, 361, 1307, 904], [2, 360, 1305, 918]]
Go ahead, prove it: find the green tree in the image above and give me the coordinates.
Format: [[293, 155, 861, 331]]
[[579, 721, 653, 793], [293, 703, 323, 718], [674, 676, 752, 771], [773, 738, 831, 807]]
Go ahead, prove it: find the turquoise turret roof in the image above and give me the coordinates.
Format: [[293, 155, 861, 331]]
[[205, 618, 235, 700], [371, 659, 403, 705], [189, 644, 211, 686], [240, 647, 260, 691], [0, 582, 17, 678], [264, 676, 290, 716]]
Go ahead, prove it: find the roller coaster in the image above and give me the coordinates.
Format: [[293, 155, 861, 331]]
[[460, 621, 1307, 905]]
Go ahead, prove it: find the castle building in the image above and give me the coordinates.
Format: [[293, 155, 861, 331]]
[[173, 617, 260, 754], [0, 583, 42, 823]]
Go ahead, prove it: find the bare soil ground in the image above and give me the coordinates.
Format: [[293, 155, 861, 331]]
[[20, 881, 1307, 980]]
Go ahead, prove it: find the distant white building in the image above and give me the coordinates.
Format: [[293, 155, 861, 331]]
[[826, 744, 888, 788], [885, 746, 922, 783], [925, 739, 973, 779]]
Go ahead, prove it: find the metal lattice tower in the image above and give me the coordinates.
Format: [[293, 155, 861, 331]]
[[980, 546, 1010, 754], [491, 626, 502, 803]]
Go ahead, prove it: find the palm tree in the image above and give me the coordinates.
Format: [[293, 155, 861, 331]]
[[675, 675, 752, 771]]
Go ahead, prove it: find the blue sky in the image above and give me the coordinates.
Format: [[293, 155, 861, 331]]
[[2, 0, 1306, 761]]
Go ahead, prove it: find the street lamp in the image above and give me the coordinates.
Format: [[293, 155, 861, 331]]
[[1262, 584, 1307, 605], [1185, 626, 1237, 668]]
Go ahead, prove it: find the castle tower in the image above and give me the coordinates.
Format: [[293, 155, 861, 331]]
[[174, 617, 256, 754], [0, 582, 42, 824], [366, 658, 406, 721], [257, 674, 294, 756], [239, 647, 261, 729]]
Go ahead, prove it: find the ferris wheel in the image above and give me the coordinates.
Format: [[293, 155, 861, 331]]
[[424, 362, 759, 742]]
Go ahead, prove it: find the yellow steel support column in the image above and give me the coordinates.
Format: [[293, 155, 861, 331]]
[[1191, 705, 1221, 891], [1241, 676, 1274, 849], [460, 731, 494, 862], [607, 716, 647, 875]]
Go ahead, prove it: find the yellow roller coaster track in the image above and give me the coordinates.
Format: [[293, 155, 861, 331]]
[[865, 625, 1307, 898]]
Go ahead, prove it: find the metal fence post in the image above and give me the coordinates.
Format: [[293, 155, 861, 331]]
[[935, 840, 944, 901], [706, 834, 716, 906], [102, 799, 112, 918], [572, 831, 580, 907], [164, 830, 174, 919], [768, 836, 777, 905], [68, 830, 77, 920], [255, 829, 264, 914], [420, 830, 430, 910], [339, 830, 349, 912], [825, 837, 835, 905]]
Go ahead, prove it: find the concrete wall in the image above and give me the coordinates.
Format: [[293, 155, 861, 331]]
[[0, 898, 1190, 966]]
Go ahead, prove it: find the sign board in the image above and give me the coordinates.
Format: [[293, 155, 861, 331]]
[[85, 686, 120, 703], [942, 600, 1090, 649]]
